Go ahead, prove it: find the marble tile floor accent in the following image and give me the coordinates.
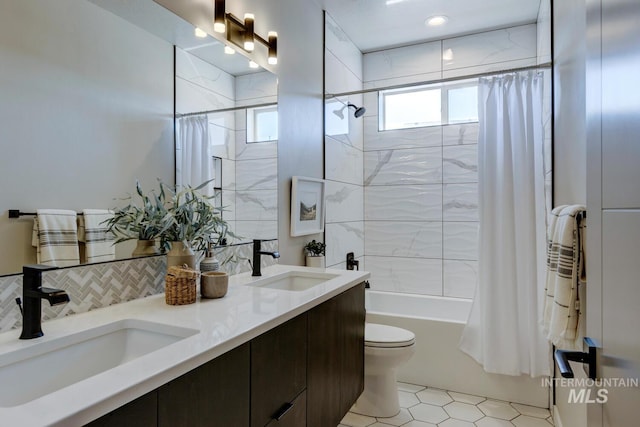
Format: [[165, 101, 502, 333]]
[[338, 383, 553, 427]]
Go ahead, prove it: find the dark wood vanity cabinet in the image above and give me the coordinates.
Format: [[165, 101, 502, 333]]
[[307, 282, 365, 427], [157, 342, 251, 427], [86, 283, 365, 427], [251, 314, 308, 427]]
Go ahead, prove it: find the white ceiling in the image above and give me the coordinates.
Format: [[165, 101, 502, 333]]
[[89, 0, 264, 76], [321, 0, 542, 52]]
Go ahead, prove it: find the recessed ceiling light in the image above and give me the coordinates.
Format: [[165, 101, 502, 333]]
[[194, 27, 207, 38], [426, 16, 448, 27], [224, 45, 235, 55], [249, 60, 259, 69]]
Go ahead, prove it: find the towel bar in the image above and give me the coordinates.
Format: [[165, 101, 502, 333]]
[[8, 210, 83, 218], [554, 337, 599, 379]]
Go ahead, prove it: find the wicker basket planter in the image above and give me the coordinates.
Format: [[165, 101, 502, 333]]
[[165, 264, 199, 305]]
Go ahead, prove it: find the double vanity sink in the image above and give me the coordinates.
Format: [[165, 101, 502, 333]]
[[0, 266, 367, 426]]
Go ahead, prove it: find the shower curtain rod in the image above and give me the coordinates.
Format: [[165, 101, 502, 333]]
[[326, 61, 553, 99], [176, 101, 278, 119]]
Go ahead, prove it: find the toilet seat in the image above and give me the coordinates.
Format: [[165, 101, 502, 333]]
[[364, 323, 415, 348]]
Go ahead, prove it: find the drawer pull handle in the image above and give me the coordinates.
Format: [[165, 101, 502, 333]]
[[273, 402, 294, 421]]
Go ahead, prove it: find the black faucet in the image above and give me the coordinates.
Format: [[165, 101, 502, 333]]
[[252, 239, 280, 276], [20, 265, 70, 340]]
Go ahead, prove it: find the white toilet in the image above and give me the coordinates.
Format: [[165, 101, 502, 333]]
[[352, 323, 416, 418]]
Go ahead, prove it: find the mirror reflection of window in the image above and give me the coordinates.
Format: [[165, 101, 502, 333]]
[[247, 105, 278, 143]]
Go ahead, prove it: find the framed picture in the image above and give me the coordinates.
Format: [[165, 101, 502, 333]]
[[290, 176, 326, 236]]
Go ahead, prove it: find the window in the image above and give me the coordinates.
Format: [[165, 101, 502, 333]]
[[447, 84, 478, 124], [247, 105, 278, 143], [379, 79, 478, 131], [380, 87, 442, 131]]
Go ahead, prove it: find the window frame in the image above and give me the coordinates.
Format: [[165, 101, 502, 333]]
[[378, 79, 478, 132]]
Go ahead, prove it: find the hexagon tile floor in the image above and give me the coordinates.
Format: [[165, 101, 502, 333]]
[[339, 383, 554, 427]]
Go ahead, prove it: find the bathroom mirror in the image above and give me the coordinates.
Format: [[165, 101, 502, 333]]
[[0, 0, 277, 276]]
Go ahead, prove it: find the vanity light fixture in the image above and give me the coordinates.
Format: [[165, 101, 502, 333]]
[[194, 27, 208, 38], [220, 7, 278, 66], [224, 45, 236, 55], [213, 0, 226, 33], [243, 13, 255, 51], [268, 31, 278, 65], [426, 15, 448, 26]]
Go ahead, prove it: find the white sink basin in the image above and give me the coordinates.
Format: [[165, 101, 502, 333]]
[[245, 271, 339, 292], [0, 319, 198, 407]]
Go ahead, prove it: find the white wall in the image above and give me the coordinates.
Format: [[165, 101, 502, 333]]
[[0, 0, 174, 274], [553, 0, 587, 206]]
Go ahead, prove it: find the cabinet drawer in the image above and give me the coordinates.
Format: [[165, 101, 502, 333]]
[[251, 314, 308, 427]]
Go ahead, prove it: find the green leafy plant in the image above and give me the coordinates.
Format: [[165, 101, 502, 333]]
[[160, 181, 231, 252], [304, 239, 326, 257], [105, 180, 232, 252], [103, 181, 171, 243]]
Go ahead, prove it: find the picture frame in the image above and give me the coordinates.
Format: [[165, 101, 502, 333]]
[[290, 176, 326, 237]]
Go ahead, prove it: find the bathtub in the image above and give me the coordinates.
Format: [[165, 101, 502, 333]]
[[365, 290, 548, 407]]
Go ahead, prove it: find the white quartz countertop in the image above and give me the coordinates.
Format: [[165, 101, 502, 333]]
[[0, 265, 369, 426]]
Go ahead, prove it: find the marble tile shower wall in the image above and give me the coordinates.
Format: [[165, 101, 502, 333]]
[[360, 24, 539, 298], [234, 72, 278, 241], [324, 13, 365, 269], [0, 240, 278, 334], [176, 48, 278, 242], [176, 47, 238, 232]]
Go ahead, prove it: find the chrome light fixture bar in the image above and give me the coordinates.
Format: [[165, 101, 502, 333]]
[[223, 11, 278, 66]]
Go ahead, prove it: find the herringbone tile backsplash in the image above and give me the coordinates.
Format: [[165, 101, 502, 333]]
[[0, 240, 279, 333], [0, 256, 166, 333]]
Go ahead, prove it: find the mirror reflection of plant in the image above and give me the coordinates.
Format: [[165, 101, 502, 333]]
[[160, 181, 232, 252], [105, 180, 234, 253], [103, 181, 171, 244]]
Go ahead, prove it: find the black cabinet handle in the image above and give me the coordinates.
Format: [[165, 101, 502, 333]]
[[272, 402, 294, 421]]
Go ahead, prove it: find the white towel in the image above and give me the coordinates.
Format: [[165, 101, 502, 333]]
[[32, 209, 80, 267], [542, 204, 586, 350], [80, 209, 116, 263]]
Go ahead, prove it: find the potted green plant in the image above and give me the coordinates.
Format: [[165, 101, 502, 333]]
[[304, 239, 326, 268], [104, 181, 169, 257], [160, 181, 230, 269]]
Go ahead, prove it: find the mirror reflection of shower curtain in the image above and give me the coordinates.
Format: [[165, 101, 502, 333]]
[[459, 70, 549, 377], [177, 115, 213, 197]]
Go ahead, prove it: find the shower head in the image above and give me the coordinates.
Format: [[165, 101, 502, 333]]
[[348, 103, 366, 118]]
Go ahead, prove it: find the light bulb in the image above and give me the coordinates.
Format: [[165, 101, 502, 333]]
[[194, 27, 207, 38], [244, 13, 255, 52], [214, 0, 226, 33], [426, 16, 448, 26], [268, 31, 277, 65]]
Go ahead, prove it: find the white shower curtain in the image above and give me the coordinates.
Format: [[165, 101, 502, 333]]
[[459, 71, 550, 377], [178, 115, 213, 196]]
